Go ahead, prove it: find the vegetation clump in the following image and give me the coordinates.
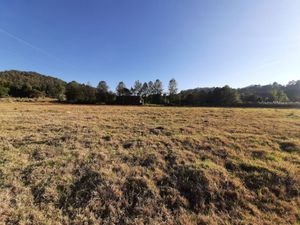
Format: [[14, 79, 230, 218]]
[[279, 141, 300, 153]]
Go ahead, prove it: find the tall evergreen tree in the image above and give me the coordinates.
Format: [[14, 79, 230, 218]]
[[168, 79, 178, 95], [132, 80, 142, 96], [153, 79, 163, 95], [148, 81, 154, 95], [140, 82, 149, 97], [116, 82, 127, 96]]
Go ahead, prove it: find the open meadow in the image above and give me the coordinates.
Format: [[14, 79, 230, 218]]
[[0, 102, 299, 225]]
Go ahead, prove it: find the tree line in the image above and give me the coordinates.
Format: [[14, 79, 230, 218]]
[[1, 70, 300, 106], [64, 79, 175, 105]]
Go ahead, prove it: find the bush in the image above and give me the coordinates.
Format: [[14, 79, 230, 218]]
[[0, 85, 9, 97]]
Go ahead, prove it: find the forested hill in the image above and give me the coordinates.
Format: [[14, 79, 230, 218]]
[[177, 82, 300, 105], [0, 70, 65, 99], [0, 70, 299, 106], [239, 82, 300, 102]]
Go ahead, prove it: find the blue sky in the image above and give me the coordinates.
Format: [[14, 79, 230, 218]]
[[0, 0, 299, 90]]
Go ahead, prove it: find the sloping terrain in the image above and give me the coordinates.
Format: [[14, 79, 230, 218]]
[[0, 70, 66, 98], [0, 102, 299, 224]]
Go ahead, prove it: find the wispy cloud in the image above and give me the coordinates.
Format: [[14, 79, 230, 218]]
[[0, 27, 62, 62]]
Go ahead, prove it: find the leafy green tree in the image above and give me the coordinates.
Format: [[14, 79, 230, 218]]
[[65, 81, 82, 102], [82, 85, 97, 103], [270, 89, 289, 102], [97, 81, 109, 103], [221, 85, 241, 104], [65, 81, 97, 103], [285, 80, 300, 101], [116, 82, 128, 96], [97, 81, 109, 93], [21, 83, 33, 97], [208, 86, 241, 105]]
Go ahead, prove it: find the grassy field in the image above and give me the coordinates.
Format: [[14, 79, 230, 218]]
[[0, 102, 299, 225]]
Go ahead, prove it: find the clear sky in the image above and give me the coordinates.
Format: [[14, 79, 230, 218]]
[[0, 0, 299, 90]]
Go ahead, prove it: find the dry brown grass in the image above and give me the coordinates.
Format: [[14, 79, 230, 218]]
[[0, 102, 299, 225]]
